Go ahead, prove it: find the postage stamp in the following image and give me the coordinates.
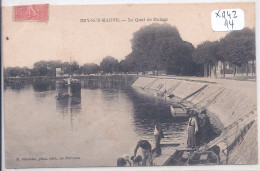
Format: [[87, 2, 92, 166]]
[[13, 4, 49, 22]]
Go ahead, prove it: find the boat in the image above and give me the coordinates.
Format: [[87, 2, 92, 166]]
[[119, 109, 256, 167], [56, 92, 71, 99], [56, 76, 81, 98], [63, 76, 80, 86], [165, 146, 219, 166], [118, 141, 219, 166], [170, 105, 189, 118], [152, 142, 218, 166], [186, 150, 219, 165]]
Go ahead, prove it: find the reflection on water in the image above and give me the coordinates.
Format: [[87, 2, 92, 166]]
[[33, 80, 56, 92], [4, 78, 188, 167], [125, 88, 187, 143], [81, 78, 126, 90], [56, 97, 81, 131], [56, 80, 81, 97], [4, 80, 28, 91], [56, 81, 81, 131]]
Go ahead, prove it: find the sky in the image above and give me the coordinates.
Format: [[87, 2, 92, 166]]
[[2, 0, 255, 6], [2, 2, 255, 68]]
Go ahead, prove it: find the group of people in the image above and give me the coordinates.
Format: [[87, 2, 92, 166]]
[[117, 109, 214, 167], [187, 109, 214, 148], [117, 124, 164, 166]]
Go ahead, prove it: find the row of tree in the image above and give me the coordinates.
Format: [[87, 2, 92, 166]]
[[192, 28, 255, 77], [121, 24, 255, 77], [4, 61, 100, 77], [4, 24, 255, 78]]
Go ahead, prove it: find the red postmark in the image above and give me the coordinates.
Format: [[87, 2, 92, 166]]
[[13, 4, 49, 22]]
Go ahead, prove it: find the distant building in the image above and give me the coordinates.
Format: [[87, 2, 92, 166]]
[[158, 70, 166, 76], [147, 71, 153, 75], [210, 60, 256, 78], [56, 68, 63, 77], [146, 70, 166, 76]]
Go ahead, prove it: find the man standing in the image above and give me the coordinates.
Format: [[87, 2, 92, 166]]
[[154, 124, 164, 156], [134, 140, 153, 166], [199, 110, 213, 144]]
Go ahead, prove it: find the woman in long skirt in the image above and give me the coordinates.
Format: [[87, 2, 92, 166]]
[[187, 111, 198, 148]]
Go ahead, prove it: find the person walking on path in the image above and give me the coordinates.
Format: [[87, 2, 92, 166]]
[[154, 124, 164, 156], [134, 140, 153, 166], [187, 111, 198, 148]]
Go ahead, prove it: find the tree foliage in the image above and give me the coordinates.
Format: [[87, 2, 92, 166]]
[[4, 60, 86, 77], [32, 60, 48, 76], [124, 23, 200, 75], [4, 27, 254, 78], [61, 62, 70, 74], [130, 23, 182, 71], [4, 66, 31, 77], [32, 60, 63, 76], [46, 60, 62, 76], [165, 41, 198, 75], [81, 63, 100, 75], [193, 28, 255, 67], [100, 56, 119, 74], [192, 28, 255, 77], [192, 41, 221, 65], [71, 61, 80, 74], [218, 27, 255, 67]]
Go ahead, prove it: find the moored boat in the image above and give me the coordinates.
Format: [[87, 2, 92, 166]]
[[170, 105, 189, 118], [56, 92, 71, 99], [129, 142, 219, 166], [63, 76, 80, 86]]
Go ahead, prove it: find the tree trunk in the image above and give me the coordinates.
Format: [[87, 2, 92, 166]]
[[204, 64, 207, 77], [223, 62, 226, 78], [233, 66, 236, 77], [246, 62, 249, 76], [251, 61, 254, 76], [214, 66, 217, 77], [208, 63, 211, 77], [221, 61, 223, 77]]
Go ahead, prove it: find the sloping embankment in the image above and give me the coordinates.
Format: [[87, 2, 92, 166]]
[[132, 76, 257, 164]]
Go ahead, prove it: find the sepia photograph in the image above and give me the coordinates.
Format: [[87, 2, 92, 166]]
[[2, 1, 257, 169]]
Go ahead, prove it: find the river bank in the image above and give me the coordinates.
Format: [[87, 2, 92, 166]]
[[131, 75, 257, 164], [4, 75, 191, 168], [5, 74, 138, 83], [4, 75, 139, 90]]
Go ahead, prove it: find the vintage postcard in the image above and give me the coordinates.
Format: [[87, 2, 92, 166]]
[[2, 1, 257, 170]]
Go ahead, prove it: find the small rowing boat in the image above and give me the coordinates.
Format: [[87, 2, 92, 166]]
[[170, 105, 189, 118]]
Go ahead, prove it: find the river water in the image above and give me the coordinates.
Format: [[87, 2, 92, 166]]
[[4, 80, 188, 168]]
